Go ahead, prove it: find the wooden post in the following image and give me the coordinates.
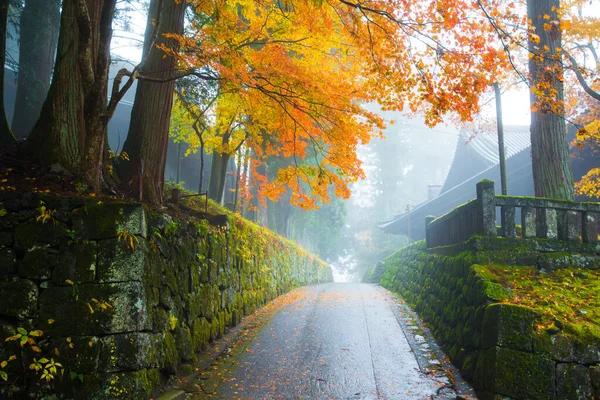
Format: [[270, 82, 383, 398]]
[[171, 188, 180, 207], [476, 180, 496, 236], [494, 82, 508, 195]]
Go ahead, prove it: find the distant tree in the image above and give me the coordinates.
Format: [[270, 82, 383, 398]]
[[0, 0, 15, 144], [11, 0, 60, 138]]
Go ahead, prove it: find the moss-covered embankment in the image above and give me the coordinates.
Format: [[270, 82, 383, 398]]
[[0, 191, 331, 399], [366, 239, 600, 400]]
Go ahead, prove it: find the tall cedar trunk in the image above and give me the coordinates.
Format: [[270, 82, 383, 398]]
[[528, 0, 574, 200], [26, 1, 86, 169], [11, 0, 60, 138], [27, 0, 115, 192], [82, 0, 115, 191], [0, 0, 15, 144], [208, 150, 230, 204], [120, 0, 186, 204]]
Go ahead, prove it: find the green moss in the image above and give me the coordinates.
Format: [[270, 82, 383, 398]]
[[483, 264, 600, 340], [485, 347, 555, 399]]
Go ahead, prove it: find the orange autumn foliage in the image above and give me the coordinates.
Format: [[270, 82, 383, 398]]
[[166, 0, 508, 209]]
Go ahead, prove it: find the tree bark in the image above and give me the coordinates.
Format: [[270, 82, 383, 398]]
[[528, 0, 574, 200], [0, 0, 15, 144], [208, 150, 231, 204], [120, 0, 186, 205], [11, 0, 60, 138], [27, 0, 117, 193], [26, 1, 86, 168]]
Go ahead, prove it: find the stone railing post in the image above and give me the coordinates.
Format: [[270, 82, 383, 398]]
[[501, 206, 516, 238], [538, 208, 558, 240], [582, 211, 598, 244], [425, 216, 435, 248], [476, 180, 496, 236], [521, 207, 536, 239]]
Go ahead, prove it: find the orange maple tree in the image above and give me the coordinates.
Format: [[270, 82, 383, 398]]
[[166, 0, 508, 209]]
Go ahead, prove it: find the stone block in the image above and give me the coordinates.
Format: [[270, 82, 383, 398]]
[[52, 241, 97, 284], [556, 363, 592, 400], [482, 303, 535, 352], [0, 231, 12, 246], [152, 307, 169, 332], [484, 346, 555, 399], [46, 336, 101, 373], [0, 277, 38, 319], [74, 368, 160, 400], [73, 203, 147, 241], [174, 325, 194, 361], [590, 366, 600, 398], [163, 331, 179, 374], [14, 220, 67, 251], [18, 247, 59, 280], [38, 282, 151, 336], [98, 332, 164, 372], [0, 246, 16, 275], [97, 238, 147, 283]]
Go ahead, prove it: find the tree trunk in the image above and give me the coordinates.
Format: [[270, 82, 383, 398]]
[[27, 0, 116, 193], [0, 0, 15, 144], [120, 0, 186, 205], [528, 0, 574, 200], [208, 150, 230, 204], [11, 0, 60, 139], [26, 1, 86, 169]]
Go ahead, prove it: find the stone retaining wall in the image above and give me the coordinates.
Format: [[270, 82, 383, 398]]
[[372, 240, 600, 400], [0, 192, 331, 399]]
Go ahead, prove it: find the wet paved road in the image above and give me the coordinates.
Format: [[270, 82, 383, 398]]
[[181, 283, 469, 400]]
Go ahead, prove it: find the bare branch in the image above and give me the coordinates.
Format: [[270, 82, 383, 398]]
[[565, 50, 600, 101]]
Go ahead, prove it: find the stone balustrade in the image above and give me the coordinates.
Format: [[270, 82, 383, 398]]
[[426, 180, 600, 248]]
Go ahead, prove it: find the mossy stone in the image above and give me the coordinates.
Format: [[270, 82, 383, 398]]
[[78, 368, 160, 400], [0, 231, 13, 247], [174, 326, 194, 361], [192, 317, 211, 352], [0, 246, 16, 275], [14, 219, 67, 251], [18, 246, 59, 280], [556, 363, 592, 399], [589, 366, 600, 398], [485, 346, 555, 399], [0, 277, 38, 319], [97, 238, 148, 283], [98, 333, 164, 372], [38, 282, 151, 336], [73, 203, 147, 241], [162, 332, 179, 374], [52, 241, 97, 284], [47, 335, 100, 373], [152, 307, 169, 332], [482, 303, 535, 352]]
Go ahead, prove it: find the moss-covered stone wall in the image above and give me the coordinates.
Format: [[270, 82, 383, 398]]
[[0, 191, 331, 399], [372, 240, 600, 400]]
